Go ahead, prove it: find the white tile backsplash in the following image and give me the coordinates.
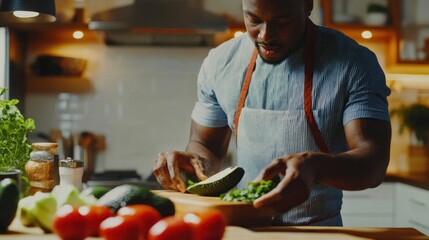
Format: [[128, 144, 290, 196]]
[[25, 45, 214, 179]]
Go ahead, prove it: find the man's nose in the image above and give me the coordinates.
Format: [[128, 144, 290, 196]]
[[258, 23, 276, 42]]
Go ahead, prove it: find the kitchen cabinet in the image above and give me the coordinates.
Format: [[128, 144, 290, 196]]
[[5, 9, 101, 94], [321, 0, 429, 73], [341, 182, 395, 227], [395, 182, 429, 236], [320, 0, 399, 41], [22, 30, 99, 94], [396, 0, 429, 63], [341, 180, 429, 236]]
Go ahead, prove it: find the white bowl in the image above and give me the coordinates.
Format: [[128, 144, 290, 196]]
[[364, 13, 388, 26]]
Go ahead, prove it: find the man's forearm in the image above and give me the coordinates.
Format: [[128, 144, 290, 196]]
[[310, 148, 389, 191], [311, 119, 391, 191], [186, 141, 223, 176]]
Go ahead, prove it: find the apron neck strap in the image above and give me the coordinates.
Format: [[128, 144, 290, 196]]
[[233, 48, 258, 141], [303, 20, 330, 153]]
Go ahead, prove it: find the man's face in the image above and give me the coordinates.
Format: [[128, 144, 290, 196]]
[[242, 0, 312, 63]]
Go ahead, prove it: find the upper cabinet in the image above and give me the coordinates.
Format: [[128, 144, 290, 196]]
[[321, 0, 399, 40], [321, 0, 429, 73], [397, 0, 429, 64]]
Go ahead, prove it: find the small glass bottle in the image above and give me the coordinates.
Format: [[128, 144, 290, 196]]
[[59, 158, 84, 191], [25, 142, 58, 195]]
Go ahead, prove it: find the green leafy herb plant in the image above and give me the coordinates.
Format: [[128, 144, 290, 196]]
[[0, 88, 35, 173], [367, 3, 388, 13], [391, 103, 429, 145]]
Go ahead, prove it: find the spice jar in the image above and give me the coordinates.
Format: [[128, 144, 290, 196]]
[[25, 142, 58, 195], [59, 158, 84, 191]]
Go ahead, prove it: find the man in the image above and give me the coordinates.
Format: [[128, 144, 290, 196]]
[[153, 0, 391, 226]]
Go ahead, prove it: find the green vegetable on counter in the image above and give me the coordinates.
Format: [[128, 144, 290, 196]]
[[0, 178, 20, 233], [97, 184, 175, 217], [220, 180, 278, 203], [17, 184, 98, 233]]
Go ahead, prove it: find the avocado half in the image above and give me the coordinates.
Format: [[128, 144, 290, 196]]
[[187, 166, 245, 196]]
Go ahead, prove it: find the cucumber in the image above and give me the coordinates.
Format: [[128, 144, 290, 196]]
[[0, 178, 20, 233], [97, 184, 175, 217], [81, 186, 111, 199]]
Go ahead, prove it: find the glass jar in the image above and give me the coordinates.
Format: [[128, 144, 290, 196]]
[[59, 157, 84, 191], [25, 142, 58, 194]]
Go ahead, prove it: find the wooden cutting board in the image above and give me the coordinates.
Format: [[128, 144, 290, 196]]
[[153, 190, 276, 227]]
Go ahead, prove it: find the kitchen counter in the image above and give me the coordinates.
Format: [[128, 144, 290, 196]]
[[5, 220, 429, 239], [385, 171, 429, 190]]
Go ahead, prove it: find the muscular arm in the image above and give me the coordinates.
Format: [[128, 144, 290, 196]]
[[186, 120, 232, 176], [313, 118, 391, 190]]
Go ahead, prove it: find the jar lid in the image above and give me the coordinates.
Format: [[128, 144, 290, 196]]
[[32, 142, 58, 154], [60, 157, 84, 168], [30, 151, 54, 160]]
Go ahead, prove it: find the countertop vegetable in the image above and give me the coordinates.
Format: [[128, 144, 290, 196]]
[[220, 180, 278, 203], [0, 178, 20, 233]]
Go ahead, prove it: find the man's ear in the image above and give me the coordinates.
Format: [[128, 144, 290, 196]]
[[305, 0, 314, 16]]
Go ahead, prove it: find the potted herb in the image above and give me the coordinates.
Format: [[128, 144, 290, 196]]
[[391, 103, 429, 173], [365, 3, 389, 26], [391, 103, 429, 145], [0, 88, 35, 193]]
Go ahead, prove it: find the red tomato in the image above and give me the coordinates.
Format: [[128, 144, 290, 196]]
[[117, 204, 162, 239], [53, 204, 88, 240], [78, 205, 114, 237], [100, 216, 141, 240], [148, 216, 194, 240], [183, 210, 226, 240]]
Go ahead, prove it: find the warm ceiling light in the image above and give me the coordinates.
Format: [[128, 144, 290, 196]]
[[0, 0, 56, 23], [73, 31, 84, 39], [361, 30, 373, 39]]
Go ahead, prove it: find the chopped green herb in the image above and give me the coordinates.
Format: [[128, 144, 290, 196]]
[[187, 179, 196, 187], [220, 180, 277, 203]]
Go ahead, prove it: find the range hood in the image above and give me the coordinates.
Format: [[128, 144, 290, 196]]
[[88, 0, 229, 46]]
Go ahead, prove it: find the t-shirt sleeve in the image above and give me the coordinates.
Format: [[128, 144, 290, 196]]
[[191, 50, 228, 128], [343, 48, 391, 125]]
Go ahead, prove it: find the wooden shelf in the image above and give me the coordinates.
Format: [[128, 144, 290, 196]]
[[329, 25, 397, 41], [320, 0, 399, 42], [26, 76, 94, 94]]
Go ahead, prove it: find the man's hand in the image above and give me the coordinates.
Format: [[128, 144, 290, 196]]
[[153, 151, 208, 192], [252, 152, 316, 213]]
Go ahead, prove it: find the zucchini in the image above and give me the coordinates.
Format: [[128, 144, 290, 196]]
[[97, 184, 175, 217]]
